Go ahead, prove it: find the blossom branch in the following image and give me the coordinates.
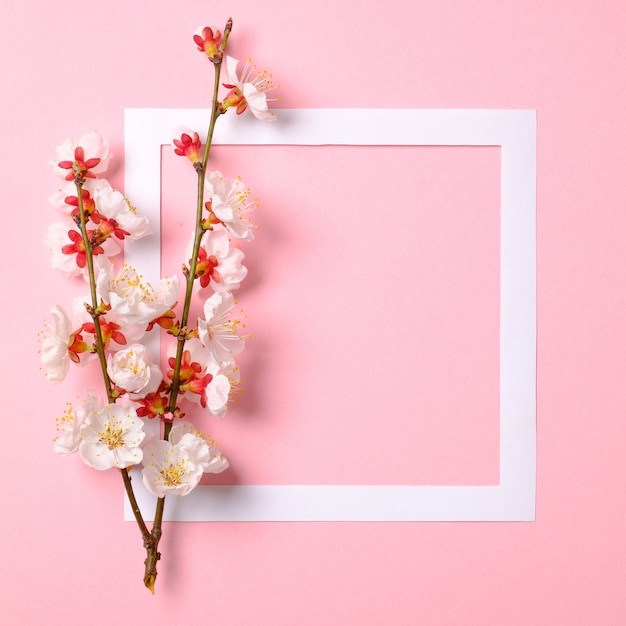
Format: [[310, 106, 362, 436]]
[[75, 181, 153, 562], [121, 468, 151, 539], [165, 21, 230, 424], [44, 16, 271, 595], [143, 17, 233, 593]]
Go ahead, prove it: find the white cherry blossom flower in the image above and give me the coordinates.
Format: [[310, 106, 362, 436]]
[[44, 223, 82, 276], [166, 338, 232, 417], [223, 56, 276, 122], [198, 291, 246, 366], [141, 421, 228, 497], [205, 171, 256, 241], [54, 390, 100, 456], [71, 293, 145, 350], [127, 365, 164, 402], [141, 439, 204, 497], [169, 421, 229, 474], [44, 222, 120, 277], [107, 344, 162, 395], [40, 305, 92, 382], [48, 181, 83, 215], [220, 360, 241, 407], [204, 358, 232, 417], [47, 178, 105, 218], [79, 404, 146, 470], [93, 181, 151, 241], [51, 131, 112, 179], [40, 305, 73, 382], [193, 229, 247, 292], [96, 257, 179, 329]]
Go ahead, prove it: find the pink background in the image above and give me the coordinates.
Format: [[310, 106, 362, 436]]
[[161, 143, 501, 487], [1, 0, 625, 624]]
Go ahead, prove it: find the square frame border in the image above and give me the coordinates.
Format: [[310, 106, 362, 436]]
[[124, 108, 536, 521]]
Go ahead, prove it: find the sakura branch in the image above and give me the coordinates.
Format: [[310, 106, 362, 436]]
[[40, 18, 276, 593]]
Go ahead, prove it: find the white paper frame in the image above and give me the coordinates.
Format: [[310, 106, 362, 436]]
[[124, 108, 536, 522]]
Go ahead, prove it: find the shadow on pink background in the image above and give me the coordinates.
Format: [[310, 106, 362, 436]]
[[2, 0, 625, 624]]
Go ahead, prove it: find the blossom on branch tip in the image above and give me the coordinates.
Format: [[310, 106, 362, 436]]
[[173, 129, 202, 164], [52, 132, 111, 182], [79, 404, 145, 470], [193, 26, 222, 61], [221, 56, 277, 122]]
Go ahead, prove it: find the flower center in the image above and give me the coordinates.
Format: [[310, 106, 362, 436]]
[[160, 461, 188, 487], [111, 266, 156, 303], [99, 423, 124, 450]]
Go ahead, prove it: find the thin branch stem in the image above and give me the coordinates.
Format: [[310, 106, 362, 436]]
[[75, 180, 151, 560], [145, 18, 233, 593], [165, 57, 225, 431], [121, 468, 151, 539], [75, 182, 114, 402]]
